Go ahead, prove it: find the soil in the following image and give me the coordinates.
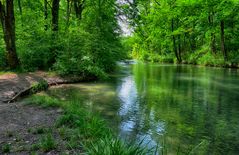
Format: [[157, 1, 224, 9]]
[[0, 72, 73, 154]]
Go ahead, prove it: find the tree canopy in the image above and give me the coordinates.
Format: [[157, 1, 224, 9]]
[[124, 0, 239, 66], [0, 0, 125, 78]]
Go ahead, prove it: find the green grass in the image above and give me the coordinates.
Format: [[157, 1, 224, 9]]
[[25, 94, 60, 108], [0, 71, 14, 75], [25, 95, 149, 154], [2, 144, 11, 153], [39, 134, 57, 152], [87, 137, 148, 155]]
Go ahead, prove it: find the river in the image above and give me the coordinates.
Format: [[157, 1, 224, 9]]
[[46, 62, 239, 154]]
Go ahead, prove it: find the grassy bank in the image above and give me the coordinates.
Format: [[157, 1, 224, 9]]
[[23, 94, 148, 155]]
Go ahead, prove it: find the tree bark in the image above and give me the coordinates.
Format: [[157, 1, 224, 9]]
[[17, 0, 22, 15], [177, 35, 182, 62], [0, 0, 19, 69], [220, 20, 227, 61], [171, 19, 180, 62], [65, 0, 70, 30], [52, 0, 60, 31], [74, 0, 84, 20], [44, 0, 48, 30], [208, 11, 216, 54]]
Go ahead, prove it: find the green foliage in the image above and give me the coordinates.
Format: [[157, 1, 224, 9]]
[[0, 0, 124, 76], [121, 37, 136, 59], [17, 30, 54, 71], [54, 30, 107, 78], [126, 0, 239, 67], [25, 94, 60, 108], [0, 49, 6, 70], [1, 144, 11, 153], [197, 53, 225, 66], [39, 134, 57, 152], [30, 80, 49, 94], [87, 137, 148, 155]]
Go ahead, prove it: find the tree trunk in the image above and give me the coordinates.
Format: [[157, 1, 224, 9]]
[[220, 20, 227, 61], [17, 0, 22, 15], [74, 0, 84, 20], [178, 35, 182, 62], [171, 19, 180, 62], [65, 0, 70, 30], [0, 0, 19, 69], [52, 0, 60, 31], [208, 11, 216, 54], [44, 0, 48, 30]]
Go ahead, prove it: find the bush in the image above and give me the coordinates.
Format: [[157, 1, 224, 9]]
[[54, 30, 107, 78], [17, 30, 55, 71], [0, 50, 6, 70], [54, 27, 122, 79]]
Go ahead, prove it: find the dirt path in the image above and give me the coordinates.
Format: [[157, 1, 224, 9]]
[[0, 72, 67, 154]]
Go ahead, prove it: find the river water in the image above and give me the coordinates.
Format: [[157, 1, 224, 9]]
[[47, 62, 239, 154]]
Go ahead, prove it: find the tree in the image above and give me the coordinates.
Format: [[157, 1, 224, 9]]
[[74, 0, 85, 20], [0, 0, 19, 69], [52, 0, 60, 31], [128, 0, 239, 65]]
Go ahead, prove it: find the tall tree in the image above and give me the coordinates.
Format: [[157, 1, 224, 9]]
[[52, 0, 60, 31], [220, 20, 227, 61], [44, 0, 48, 30], [0, 0, 19, 69], [74, 0, 85, 20]]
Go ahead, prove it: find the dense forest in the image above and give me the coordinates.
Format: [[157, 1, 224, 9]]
[[0, 0, 126, 78], [123, 0, 239, 67], [1, 0, 239, 76]]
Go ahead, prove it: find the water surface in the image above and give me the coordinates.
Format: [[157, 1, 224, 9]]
[[47, 62, 239, 154]]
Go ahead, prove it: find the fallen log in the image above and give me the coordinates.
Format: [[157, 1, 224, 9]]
[[6, 76, 96, 103]]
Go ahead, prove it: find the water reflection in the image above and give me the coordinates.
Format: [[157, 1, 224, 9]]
[[117, 74, 162, 149], [47, 62, 239, 155]]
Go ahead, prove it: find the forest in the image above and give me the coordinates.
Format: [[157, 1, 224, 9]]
[[0, 0, 239, 154], [0, 0, 125, 78], [126, 0, 239, 67], [1, 0, 239, 74]]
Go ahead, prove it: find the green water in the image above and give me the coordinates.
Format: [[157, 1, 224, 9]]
[[47, 62, 239, 155]]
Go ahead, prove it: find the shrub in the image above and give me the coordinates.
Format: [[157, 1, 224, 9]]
[[30, 80, 49, 94], [0, 51, 6, 70], [17, 30, 55, 71], [54, 28, 121, 79], [0, 39, 7, 70]]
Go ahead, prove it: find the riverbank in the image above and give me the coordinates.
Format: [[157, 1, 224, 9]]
[[0, 71, 96, 103], [0, 72, 148, 154], [133, 50, 239, 69]]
